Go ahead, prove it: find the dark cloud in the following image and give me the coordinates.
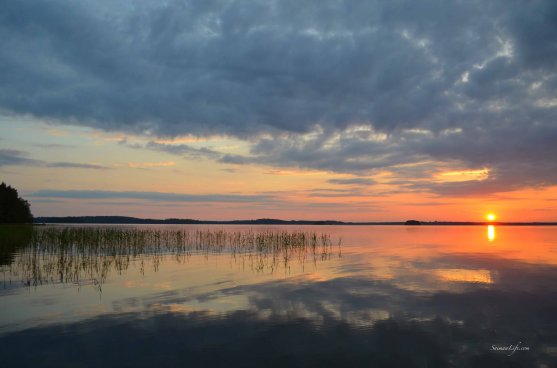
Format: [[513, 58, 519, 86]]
[[143, 141, 221, 159], [31, 189, 277, 203], [0, 149, 110, 170], [46, 162, 109, 170], [0, 149, 42, 166], [307, 192, 364, 199], [1, 0, 556, 194], [212, 129, 428, 174], [218, 127, 557, 195], [28, 198, 66, 204]]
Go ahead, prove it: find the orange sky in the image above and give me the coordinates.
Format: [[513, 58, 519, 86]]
[[1, 120, 556, 221]]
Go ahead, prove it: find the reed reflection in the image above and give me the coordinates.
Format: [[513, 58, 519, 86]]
[[1, 226, 341, 292], [487, 225, 496, 242]]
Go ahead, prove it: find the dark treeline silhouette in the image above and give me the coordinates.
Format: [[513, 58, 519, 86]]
[[405, 220, 421, 225], [34, 216, 397, 225], [33, 216, 557, 226], [0, 182, 33, 223]]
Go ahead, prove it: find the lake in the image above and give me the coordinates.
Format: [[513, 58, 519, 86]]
[[1, 224, 556, 367]]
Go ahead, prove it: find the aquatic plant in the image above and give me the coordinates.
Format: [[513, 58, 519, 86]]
[[1, 226, 341, 292]]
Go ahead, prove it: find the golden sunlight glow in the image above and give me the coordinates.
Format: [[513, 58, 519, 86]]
[[487, 225, 496, 242], [154, 136, 209, 144], [486, 213, 496, 221], [436, 168, 489, 183], [436, 268, 493, 283]]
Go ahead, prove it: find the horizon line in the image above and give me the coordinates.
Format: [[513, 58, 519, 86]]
[[29, 215, 557, 226]]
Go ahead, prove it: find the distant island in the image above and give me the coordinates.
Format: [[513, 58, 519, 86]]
[[33, 216, 391, 225], [405, 220, 421, 225], [33, 216, 557, 226]]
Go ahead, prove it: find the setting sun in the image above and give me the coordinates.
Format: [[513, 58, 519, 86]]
[[486, 213, 496, 221]]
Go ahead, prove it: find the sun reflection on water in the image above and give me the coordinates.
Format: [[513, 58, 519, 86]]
[[487, 225, 496, 242]]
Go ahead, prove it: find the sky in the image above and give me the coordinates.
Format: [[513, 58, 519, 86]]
[[1, 0, 556, 221]]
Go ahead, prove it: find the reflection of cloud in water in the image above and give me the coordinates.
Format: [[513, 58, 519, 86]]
[[435, 268, 493, 283], [2, 226, 557, 366], [1, 282, 556, 367], [109, 254, 557, 335]]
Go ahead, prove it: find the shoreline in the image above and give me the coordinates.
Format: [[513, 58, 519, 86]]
[[30, 216, 557, 226]]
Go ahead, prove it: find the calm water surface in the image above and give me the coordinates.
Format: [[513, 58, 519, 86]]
[[1, 225, 557, 367]]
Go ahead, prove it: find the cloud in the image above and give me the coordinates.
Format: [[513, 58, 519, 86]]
[[0, 149, 42, 166], [1, 0, 555, 135], [328, 178, 375, 186], [46, 162, 109, 170], [36, 143, 76, 149], [0, 149, 110, 170], [1, 0, 556, 194], [305, 190, 366, 199], [214, 126, 557, 195], [144, 141, 222, 159], [28, 198, 66, 204], [30, 189, 277, 203]]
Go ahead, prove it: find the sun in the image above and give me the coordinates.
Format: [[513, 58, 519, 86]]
[[486, 213, 496, 221]]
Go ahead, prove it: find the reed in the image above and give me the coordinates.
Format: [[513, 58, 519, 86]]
[[1, 225, 341, 291]]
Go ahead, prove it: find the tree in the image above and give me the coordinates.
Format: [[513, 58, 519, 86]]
[[404, 220, 421, 225], [0, 182, 33, 223]]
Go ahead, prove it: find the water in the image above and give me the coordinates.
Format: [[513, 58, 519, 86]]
[[1, 224, 556, 367]]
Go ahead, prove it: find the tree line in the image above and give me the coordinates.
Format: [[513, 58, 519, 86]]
[[0, 182, 33, 223]]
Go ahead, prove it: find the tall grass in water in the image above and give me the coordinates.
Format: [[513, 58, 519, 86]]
[[1, 226, 341, 291]]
